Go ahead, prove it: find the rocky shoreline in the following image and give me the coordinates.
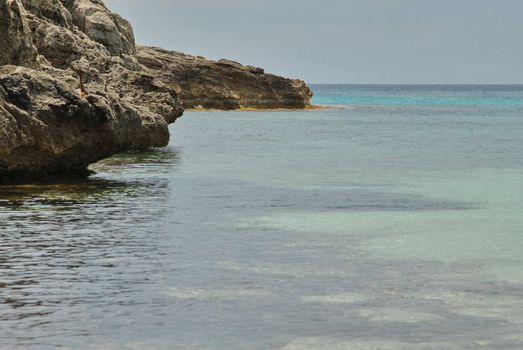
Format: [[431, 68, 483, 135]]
[[0, 0, 312, 183], [136, 46, 312, 110]]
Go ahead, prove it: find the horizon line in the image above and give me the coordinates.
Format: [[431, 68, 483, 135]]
[[308, 83, 523, 86]]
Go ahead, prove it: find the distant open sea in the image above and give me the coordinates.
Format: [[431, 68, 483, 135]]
[[1, 85, 523, 349]]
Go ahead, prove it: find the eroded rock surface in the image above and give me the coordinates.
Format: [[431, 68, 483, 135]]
[[137, 46, 313, 110], [0, 0, 182, 182]]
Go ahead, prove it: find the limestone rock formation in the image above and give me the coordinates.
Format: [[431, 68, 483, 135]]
[[137, 46, 313, 110], [1, 0, 312, 183], [0, 0, 182, 182]]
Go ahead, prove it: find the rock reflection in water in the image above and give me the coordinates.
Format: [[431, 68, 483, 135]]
[[0, 148, 179, 348]]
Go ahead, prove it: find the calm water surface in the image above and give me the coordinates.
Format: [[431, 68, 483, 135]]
[[1, 85, 523, 349]]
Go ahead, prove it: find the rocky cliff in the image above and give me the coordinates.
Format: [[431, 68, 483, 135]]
[[0, 0, 312, 183], [137, 46, 312, 110], [0, 0, 183, 182]]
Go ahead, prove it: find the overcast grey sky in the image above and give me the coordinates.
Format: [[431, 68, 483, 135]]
[[106, 0, 523, 84]]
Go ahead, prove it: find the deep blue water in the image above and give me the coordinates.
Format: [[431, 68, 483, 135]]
[[1, 85, 523, 349]]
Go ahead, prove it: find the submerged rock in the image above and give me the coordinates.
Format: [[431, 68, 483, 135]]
[[137, 46, 313, 110], [0, 0, 312, 183]]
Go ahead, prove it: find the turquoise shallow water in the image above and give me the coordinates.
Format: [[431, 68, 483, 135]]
[[313, 84, 523, 107], [1, 85, 523, 349]]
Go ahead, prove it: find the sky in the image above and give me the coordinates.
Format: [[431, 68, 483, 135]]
[[105, 0, 523, 84]]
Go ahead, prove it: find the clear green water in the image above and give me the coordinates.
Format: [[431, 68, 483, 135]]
[[1, 85, 523, 349]]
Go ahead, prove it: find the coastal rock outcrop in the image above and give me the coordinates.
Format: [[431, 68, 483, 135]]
[[1, 0, 312, 183], [0, 0, 182, 182], [137, 46, 313, 110]]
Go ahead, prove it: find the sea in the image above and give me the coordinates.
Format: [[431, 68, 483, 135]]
[[1, 84, 523, 349]]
